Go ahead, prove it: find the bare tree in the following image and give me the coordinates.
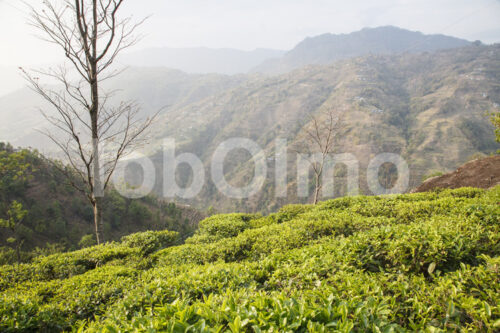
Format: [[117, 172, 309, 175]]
[[294, 109, 345, 204], [21, 0, 154, 244]]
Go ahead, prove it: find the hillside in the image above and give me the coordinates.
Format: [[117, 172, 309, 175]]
[[0, 67, 248, 149], [0, 186, 498, 331], [148, 44, 500, 212], [2, 44, 499, 213], [414, 155, 500, 192], [0, 144, 204, 265], [252, 26, 472, 75]]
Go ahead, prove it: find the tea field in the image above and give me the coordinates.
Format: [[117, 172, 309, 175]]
[[0, 187, 499, 332]]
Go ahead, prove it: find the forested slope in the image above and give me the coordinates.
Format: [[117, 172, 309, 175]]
[[0, 143, 202, 264]]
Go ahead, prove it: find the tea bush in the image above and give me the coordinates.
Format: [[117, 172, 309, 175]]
[[186, 213, 261, 244], [121, 230, 179, 254], [0, 186, 499, 332]]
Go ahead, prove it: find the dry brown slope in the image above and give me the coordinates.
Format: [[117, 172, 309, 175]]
[[413, 155, 500, 192]]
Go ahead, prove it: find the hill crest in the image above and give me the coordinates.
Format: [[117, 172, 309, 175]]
[[252, 26, 473, 74]]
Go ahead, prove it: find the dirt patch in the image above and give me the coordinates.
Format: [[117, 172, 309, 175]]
[[412, 155, 500, 192]]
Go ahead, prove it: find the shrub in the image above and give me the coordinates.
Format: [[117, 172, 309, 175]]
[[79, 234, 96, 249], [268, 204, 311, 223], [121, 230, 179, 254], [186, 213, 260, 244]]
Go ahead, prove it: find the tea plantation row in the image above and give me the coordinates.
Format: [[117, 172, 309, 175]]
[[0, 187, 498, 332]]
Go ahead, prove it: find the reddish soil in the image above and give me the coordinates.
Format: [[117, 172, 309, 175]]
[[413, 155, 500, 192]]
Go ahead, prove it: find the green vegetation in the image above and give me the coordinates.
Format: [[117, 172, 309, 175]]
[[0, 143, 34, 264], [421, 171, 444, 182], [0, 186, 498, 331], [491, 111, 500, 152], [0, 143, 200, 265]]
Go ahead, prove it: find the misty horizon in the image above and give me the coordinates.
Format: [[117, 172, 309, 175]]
[[1, 0, 500, 67]]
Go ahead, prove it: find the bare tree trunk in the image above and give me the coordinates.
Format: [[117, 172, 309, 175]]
[[90, 98, 103, 244], [313, 186, 319, 205], [313, 173, 321, 204], [90, 13, 103, 242], [92, 198, 104, 245]]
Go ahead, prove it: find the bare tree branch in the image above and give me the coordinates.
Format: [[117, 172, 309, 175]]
[[293, 108, 345, 204], [22, 0, 151, 244]]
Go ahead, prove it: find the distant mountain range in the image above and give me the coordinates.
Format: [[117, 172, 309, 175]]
[[0, 26, 476, 97], [252, 26, 473, 74], [118, 26, 474, 76], [118, 47, 286, 75]]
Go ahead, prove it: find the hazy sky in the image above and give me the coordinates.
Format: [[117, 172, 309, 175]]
[[0, 0, 499, 66]]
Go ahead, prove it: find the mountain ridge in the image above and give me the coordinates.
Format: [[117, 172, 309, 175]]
[[252, 26, 473, 74]]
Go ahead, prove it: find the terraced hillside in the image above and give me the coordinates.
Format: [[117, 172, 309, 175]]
[[149, 44, 500, 212], [0, 186, 498, 331]]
